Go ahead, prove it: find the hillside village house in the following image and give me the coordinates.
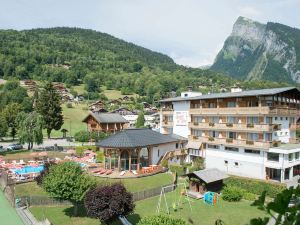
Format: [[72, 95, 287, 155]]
[[97, 128, 187, 172], [83, 112, 128, 133], [89, 100, 105, 111], [159, 87, 300, 183]]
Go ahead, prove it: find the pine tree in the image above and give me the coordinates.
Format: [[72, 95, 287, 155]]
[[37, 82, 64, 138], [136, 111, 145, 128]]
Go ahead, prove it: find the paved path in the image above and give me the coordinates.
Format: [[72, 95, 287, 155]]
[[0, 191, 24, 225]]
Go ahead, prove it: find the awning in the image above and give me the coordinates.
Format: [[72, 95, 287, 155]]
[[186, 141, 202, 149]]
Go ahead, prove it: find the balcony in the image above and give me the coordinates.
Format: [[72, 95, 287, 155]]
[[188, 136, 281, 149], [162, 121, 173, 127], [161, 108, 174, 114], [190, 106, 300, 116], [189, 122, 280, 132], [290, 124, 300, 131]]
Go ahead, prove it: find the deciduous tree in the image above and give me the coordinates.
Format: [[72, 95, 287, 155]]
[[42, 162, 96, 216], [2, 103, 22, 140], [84, 183, 135, 223], [17, 111, 44, 150], [136, 111, 145, 128]]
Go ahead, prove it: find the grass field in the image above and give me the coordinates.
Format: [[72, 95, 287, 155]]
[[30, 193, 267, 225], [47, 103, 88, 138], [15, 173, 174, 197]]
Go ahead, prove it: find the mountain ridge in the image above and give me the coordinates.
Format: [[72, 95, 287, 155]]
[[211, 16, 300, 83]]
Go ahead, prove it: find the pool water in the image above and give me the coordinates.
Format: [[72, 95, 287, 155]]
[[11, 165, 44, 175]]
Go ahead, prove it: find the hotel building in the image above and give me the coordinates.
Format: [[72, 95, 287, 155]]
[[160, 87, 300, 183]]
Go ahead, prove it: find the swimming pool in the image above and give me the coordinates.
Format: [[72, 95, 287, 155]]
[[11, 165, 44, 175]]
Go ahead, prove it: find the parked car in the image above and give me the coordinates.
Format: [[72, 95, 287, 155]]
[[0, 145, 6, 152], [6, 143, 23, 151]]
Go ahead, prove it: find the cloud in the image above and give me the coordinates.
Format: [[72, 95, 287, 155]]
[[238, 6, 261, 17]]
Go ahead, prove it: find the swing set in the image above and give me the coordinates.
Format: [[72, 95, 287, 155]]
[[156, 182, 192, 214]]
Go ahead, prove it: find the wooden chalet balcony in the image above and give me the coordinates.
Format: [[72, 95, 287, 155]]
[[189, 122, 281, 132], [188, 135, 281, 149], [190, 106, 300, 116]]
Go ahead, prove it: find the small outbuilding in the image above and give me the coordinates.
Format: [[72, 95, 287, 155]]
[[186, 168, 229, 194]]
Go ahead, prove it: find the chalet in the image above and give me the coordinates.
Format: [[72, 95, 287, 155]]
[[89, 100, 105, 111], [110, 107, 136, 116], [83, 112, 129, 133], [108, 99, 121, 106], [93, 108, 108, 113]]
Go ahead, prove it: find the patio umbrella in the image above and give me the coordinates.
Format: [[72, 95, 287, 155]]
[[30, 152, 39, 157], [66, 149, 76, 155], [38, 152, 48, 157]]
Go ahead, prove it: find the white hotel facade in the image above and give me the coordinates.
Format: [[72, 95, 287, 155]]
[[160, 87, 300, 183]]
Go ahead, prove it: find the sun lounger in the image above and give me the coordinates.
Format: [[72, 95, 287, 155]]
[[99, 169, 107, 174], [120, 171, 126, 176], [92, 169, 102, 173], [105, 170, 113, 175], [131, 170, 138, 175]]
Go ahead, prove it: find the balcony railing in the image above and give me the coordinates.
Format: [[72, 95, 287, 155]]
[[188, 136, 280, 149], [189, 122, 281, 132], [161, 108, 174, 114], [190, 106, 300, 116]]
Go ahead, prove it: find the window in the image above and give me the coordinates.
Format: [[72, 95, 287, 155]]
[[288, 153, 293, 162], [267, 153, 279, 162], [245, 149, 260, 154], [227, 116, 237, 124], [225, 146, 239, 152], [208, 102, 216, 108], [234, 162, 239, 166], [280, 117, 283, 120], [207, 144, 220, 149], [247, 133, 259, 141], [295, 152, 300, 160], [209, 131, 219, 138], [209, 116, 219, 123], [191, 129, 202, 137], [157, 149, 160, 157], [275, 117, 277, 121], [286, 117, 288, 120], [247, 117, 259, 124], [176, 143, 179, 149], [227, 132, 237, 139], [227, 101, 236, 107], [265, 133, 272, 141], [224, 160, 228, 164], [266, 117, 272, 124], [248, 101, 259, 107]]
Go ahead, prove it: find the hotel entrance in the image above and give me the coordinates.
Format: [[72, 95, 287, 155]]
[[266, 167, 281, 182]]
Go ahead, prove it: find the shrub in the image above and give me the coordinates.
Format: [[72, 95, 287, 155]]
[[96, 151, 104, 162], [84, 183, 134, 223], [224, 176, 286, 198], [161, 159, 168, 168], [74, 131, 108, 142], [242, 191, 257, 201], [169, 164, 185, 176], [66, 102, 73, 108], [222, 186, 243, 202], [138, 215, 188, 225]]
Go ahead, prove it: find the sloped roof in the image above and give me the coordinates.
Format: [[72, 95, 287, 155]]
[[97, 128, 180, 148], [83, 112, 128, 123], [187, 168, 229, 183], [160, 87, 299, 102]]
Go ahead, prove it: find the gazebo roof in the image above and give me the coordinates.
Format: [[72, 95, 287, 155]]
[[186, 168, 229, 184], [97, 128, 181, 149]]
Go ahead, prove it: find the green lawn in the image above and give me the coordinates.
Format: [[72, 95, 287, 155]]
[[47, 103, 88, 138], [15, 173, 174, 197], [30, 193, 267, 225], [95, 173, 174, 193], [15, 182, 48, 197]]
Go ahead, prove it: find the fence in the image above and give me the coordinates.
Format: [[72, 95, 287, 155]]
[[16, 195, 72, 208], [132, 182, 174, 201], [0, 171, 16, 207]]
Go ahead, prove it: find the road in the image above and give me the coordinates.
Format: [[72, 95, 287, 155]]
[[0, 139, 94, 150]]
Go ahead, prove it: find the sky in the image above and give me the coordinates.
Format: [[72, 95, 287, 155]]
[[0, 0, 300, 67]]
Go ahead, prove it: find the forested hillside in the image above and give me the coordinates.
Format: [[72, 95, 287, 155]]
[[211, 17, 300, 84], [0, 27, 290, 102]]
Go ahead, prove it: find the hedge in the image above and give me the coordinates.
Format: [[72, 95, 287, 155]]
[[224, 176, 286, 198], [222, 186, 243, 202]]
